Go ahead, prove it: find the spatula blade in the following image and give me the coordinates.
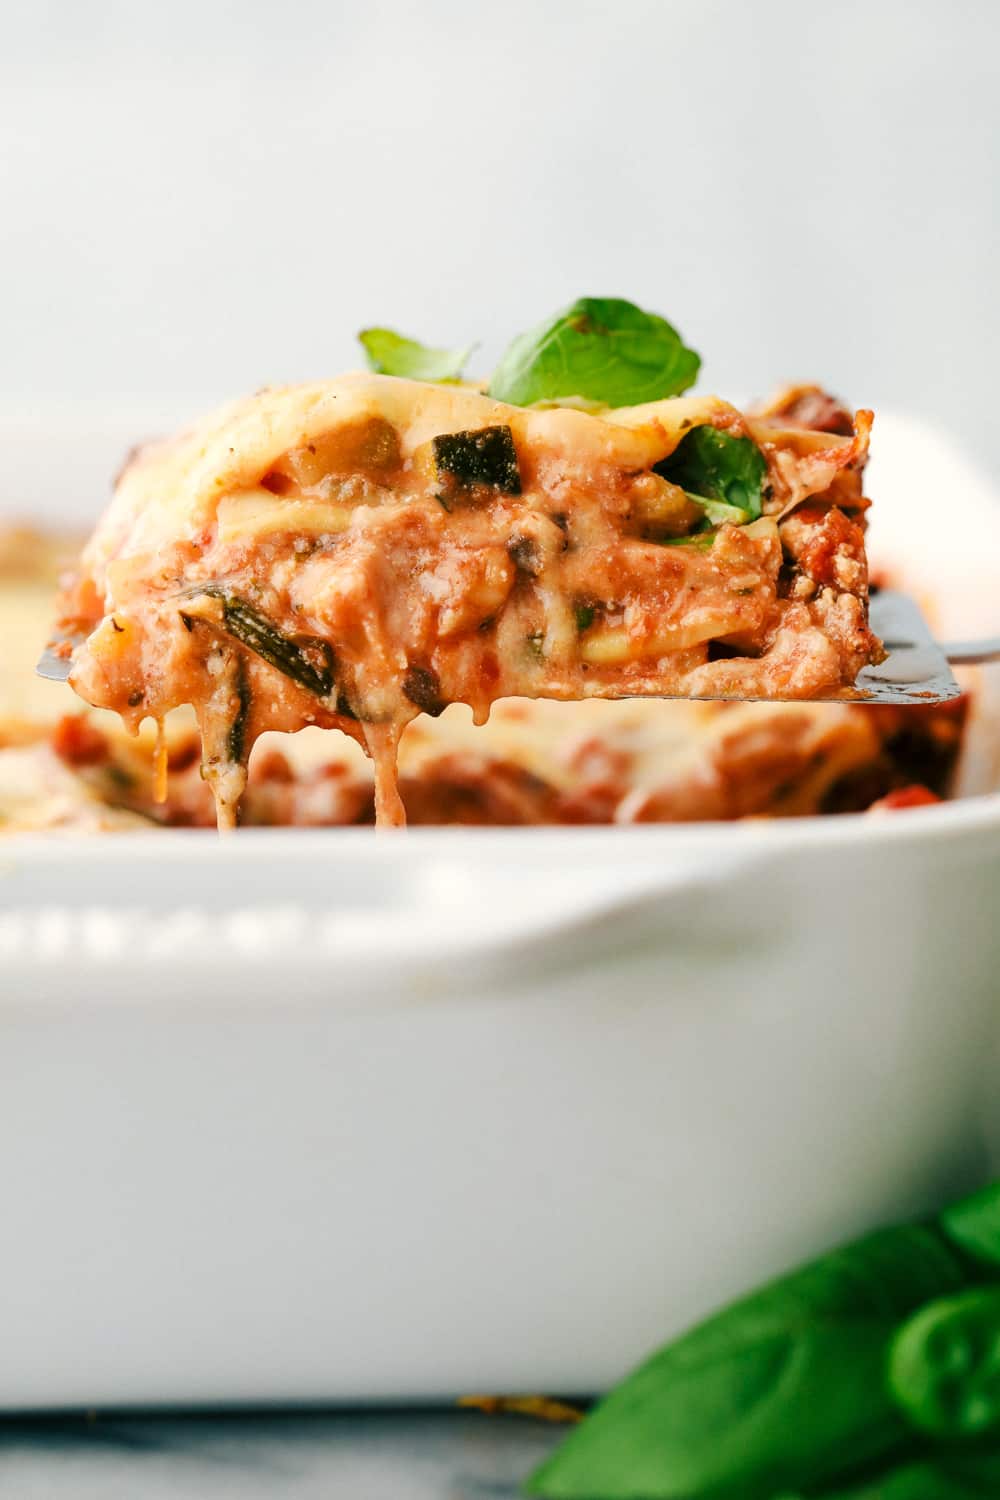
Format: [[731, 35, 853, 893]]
[[33, 591, 961, 707], [35, 643, 74, 682], [856, 590, 963, 705]]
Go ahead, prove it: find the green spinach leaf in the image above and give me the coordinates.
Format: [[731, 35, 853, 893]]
[[526, 1225, 968, 1500], [654, 426, 767, 522], [186, 589, 335, 700], [889, 1287, 1000, 1439], [658, 531, 716, 550], [358, 327, 474, 382], [487, 297, 700, 408]]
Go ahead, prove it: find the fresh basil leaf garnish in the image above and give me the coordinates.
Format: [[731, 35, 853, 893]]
[[487, 297, 700, 409], [889, 1287, 1000, 1440], [526, 1224, 968, 1500], [786, 1447, 1000, 1498], [654, 425, 767, 522], [939, 1181, 1000, 1272], [358, 327, 475, 383]]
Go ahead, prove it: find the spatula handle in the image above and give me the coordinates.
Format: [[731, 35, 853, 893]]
[[943, 639, 1000, 666]]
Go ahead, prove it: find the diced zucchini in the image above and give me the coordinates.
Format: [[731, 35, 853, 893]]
[[432, 425, 521, 501], [273, 416, 401, 490]]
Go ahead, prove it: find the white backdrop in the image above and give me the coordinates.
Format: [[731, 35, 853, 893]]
[[1, 0, 998, 515]]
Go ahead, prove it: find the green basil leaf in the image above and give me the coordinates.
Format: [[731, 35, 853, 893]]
[[654, 426, 767, 521], [940, 1183, 1000, 1272], [889, 1287, 1000, 1439], [526, 1225, 969, 1500], [487, 297, 700, 408], [780, 1447, 1000, 1498], [358, 327, 475, 382]]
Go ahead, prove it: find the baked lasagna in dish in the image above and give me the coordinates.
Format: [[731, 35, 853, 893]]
[[1, 522, 964, 834], [57, 374, 883, 828], [18, 697, 962, 831]]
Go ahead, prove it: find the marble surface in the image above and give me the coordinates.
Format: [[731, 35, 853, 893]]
[[1, 1409, 566, 1498]]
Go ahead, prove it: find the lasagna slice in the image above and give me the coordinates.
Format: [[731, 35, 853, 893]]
[[58, 375, 882, 827]]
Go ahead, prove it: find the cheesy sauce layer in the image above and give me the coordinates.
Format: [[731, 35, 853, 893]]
[[58, 376, 882, 827]]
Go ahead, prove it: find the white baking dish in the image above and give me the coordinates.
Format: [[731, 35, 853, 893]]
[[1, 410, 999, 1410]]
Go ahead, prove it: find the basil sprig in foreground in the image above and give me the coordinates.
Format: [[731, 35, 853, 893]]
[[527, 1181, 1000, 1500], [786, 1446, 1000, 1500], [358, 297, 700, 410]]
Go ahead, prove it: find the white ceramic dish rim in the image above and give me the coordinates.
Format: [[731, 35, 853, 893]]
[[3, 793, 1000, 1005]]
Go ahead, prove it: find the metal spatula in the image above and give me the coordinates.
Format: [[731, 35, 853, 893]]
[[34, 592, 998, 707], [846, 590, 993, 705]]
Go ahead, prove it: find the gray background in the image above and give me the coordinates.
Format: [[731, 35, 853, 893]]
[[2, 0, 998, 468]]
